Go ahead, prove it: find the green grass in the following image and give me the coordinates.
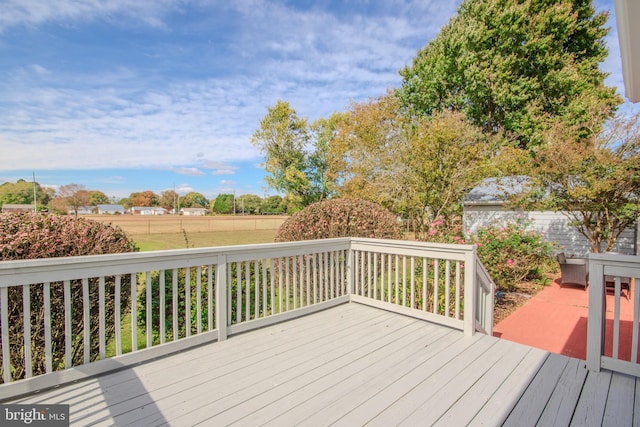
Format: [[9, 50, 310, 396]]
[[133, 229, 278, 251]]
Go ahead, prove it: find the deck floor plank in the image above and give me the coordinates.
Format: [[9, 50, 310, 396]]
[[3, 302, 638, 427], [170, 315, 425, 426], [537, 357, 589, 426], [92, 306, 398, 426], [433, 340, 533, 426], [340, 334, 495, 426], [236, 322, 452, 426], [14, 303, 372, 407], [635, 376, 640, 427], [400, 337, 516, 425], [468, 346, 549, 426], [569, 367, 612, 426], [602, 371, 636, 427], [116, 308, 415, 426], [284, 327, 463, 427], [503, 352, 570, 426]]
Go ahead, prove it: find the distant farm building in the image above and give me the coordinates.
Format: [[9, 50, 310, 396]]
[[131, 206, 168, 215], [98, 204, 126, 215], [181, 207, 207, 216], [69, 206, 94, 215], [1, 204, 35, 213]]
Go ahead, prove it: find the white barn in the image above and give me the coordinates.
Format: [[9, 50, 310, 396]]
[[462, 178, 638, 257]]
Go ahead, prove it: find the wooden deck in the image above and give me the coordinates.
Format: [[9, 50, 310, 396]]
[[7, 303, 639, 426]]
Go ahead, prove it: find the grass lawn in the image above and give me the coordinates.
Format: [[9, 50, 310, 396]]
[[133, 229, 278, 251]]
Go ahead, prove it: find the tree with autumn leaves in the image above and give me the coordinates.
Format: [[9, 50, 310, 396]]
[[252, 0, 639, 250]]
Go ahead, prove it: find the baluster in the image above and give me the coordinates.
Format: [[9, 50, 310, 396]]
[[99, 276, 106, 359], [1, 286, 9, 383], [44, 282, 52, 372], [173, 269, 179, 341], [445, 260, 451, 318], [146, 272, 152, 348], [160, 271, 165, 344], [115, 275, 122, 355], [197, 266, 202, 334], [23, 285, 31, 378]]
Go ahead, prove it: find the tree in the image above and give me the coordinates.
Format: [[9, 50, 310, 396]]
[[129, 191, 160, 207], [159, 190, 179, 211], [212, 194, 235, 214], [329, 94, 493, 238], [398, 0, 620, 149], [88, 191, 109, 206], [236, 194, 262, 214], [251, 100, 337, 211], [328, 94, 408, 211], [180, 192, 208, 209], [510, 114, 640, 252], [0, 179, 51, 208], [260, 195, 286, 214], [403, 110, 495, 238], [56, 184, 90, 217]]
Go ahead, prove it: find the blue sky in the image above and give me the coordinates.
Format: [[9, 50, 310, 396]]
[[0, 0, 637, 201]]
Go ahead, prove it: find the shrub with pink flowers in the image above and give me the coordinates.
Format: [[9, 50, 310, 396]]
[[275, 198, 403, 242], [0, 213, 137, 382], [421, 216, 556, 291], [468, 218, 556, 291]]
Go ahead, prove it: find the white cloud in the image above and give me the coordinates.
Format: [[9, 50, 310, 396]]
[[170, 167, 205, 176], [0, 0, 180, 32]]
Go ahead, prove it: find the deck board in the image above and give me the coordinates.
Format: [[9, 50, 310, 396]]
[[537, 357, 589, 426], [4, 302, 638, 426], [602, 371, 636, 427]]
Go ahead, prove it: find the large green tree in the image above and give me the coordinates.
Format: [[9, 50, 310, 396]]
[[180, 192, 208, 208], [0, 179, 51, 208], [398, 0, 620, 148], [236, 194, 262, 214], [251, 100, 337, 211], [212, 194, 235, 214]]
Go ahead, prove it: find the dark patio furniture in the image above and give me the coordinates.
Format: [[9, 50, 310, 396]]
[[557, 253, 589, 290]]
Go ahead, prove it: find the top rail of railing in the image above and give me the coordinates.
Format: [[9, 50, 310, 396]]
[[0, 238, 352, 287]]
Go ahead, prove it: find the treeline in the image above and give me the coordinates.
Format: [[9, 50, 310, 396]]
[[0, 181, 292, 215]]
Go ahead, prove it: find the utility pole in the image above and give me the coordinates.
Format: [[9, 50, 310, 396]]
[[32, 171, 37, 213]]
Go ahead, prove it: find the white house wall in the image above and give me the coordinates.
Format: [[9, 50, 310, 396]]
[[463, 205, 636, 256]]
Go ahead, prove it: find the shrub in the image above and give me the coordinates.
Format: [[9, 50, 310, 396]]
[[421, 216, 556, 291], [0, 213, 137, 382], [275, 198, 403, 242], [468, 218, 556, 291]]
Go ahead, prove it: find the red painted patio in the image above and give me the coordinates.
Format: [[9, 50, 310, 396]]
[[494, 278, 637, 361]]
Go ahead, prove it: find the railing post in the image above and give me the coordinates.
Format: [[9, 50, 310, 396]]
[[464, 249, 477, 336], [216, 254, 228, 341], [586, 256, 605, 372]]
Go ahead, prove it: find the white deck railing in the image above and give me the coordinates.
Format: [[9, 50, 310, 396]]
[[587, 253, 640, 377], [0, 237, 494, 399]]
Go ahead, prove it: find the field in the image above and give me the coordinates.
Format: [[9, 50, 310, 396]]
[[85, 215, 288, 251]]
